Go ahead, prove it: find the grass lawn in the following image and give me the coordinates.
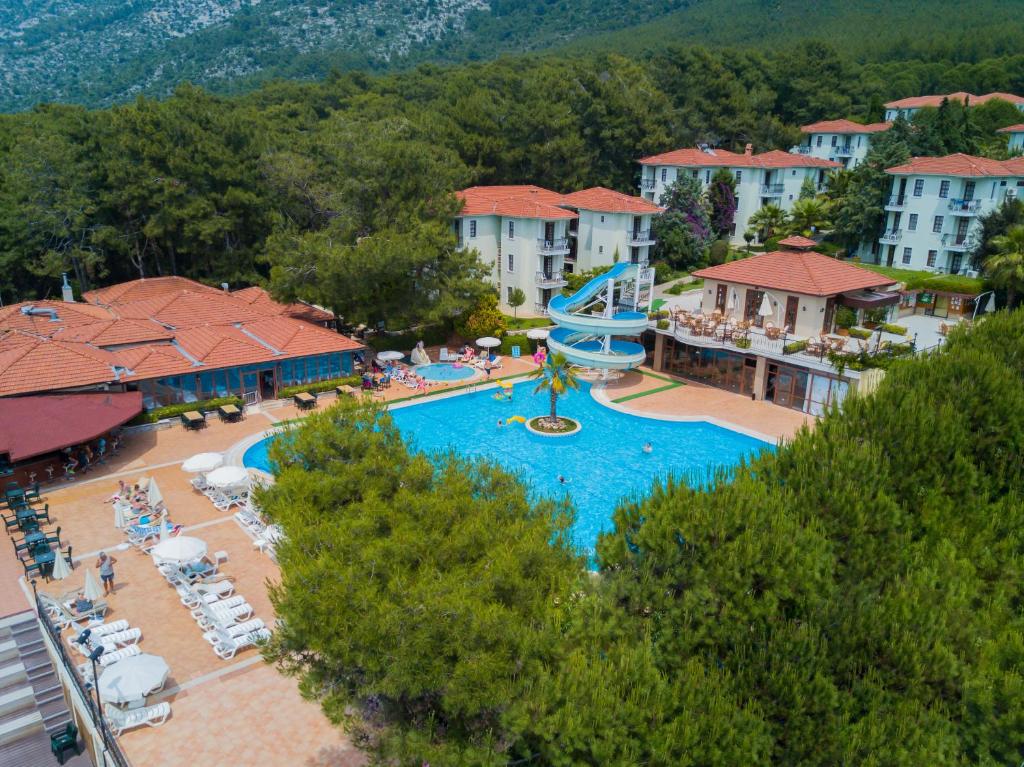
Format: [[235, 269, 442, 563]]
[[503, 315, 554, 330], [856, 264, 985, 295]]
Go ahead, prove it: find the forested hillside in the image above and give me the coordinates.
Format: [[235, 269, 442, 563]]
[[2, 0, 1024, 111], [3, 43, 1024, 311]]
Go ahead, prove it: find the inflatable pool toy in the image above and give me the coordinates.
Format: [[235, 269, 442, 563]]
[[493, 380, 515, 401], [507, 415, 526, 424]]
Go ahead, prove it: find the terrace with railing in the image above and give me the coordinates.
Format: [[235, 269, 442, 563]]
[[948, 198, 982, 215], [536, 238, 570, 254]]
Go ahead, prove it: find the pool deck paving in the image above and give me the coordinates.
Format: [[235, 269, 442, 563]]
[[5, 357, 810, 766]]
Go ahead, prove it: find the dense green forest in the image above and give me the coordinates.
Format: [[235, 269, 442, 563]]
[[4, 0, 1024, 111], [261, 310, 1024, 765], [3, 41, 1024, 313]]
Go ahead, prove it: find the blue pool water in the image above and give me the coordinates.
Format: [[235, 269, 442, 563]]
[[415, 363, 477, 382], [244, 380, 770, 556]]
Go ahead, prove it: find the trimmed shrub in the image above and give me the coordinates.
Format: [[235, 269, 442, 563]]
[[848, 327, 872, 340], [709, 239, 730, 265], [130, 396, 243, 425], [278, 376, 362, 399], [656, 319, 670, 330], [834, 306, 857, 329], [881, 323, 907, 335], [365, 325, 450, 352], [784, 339, 808, 354], [734, 337, 751, 349]]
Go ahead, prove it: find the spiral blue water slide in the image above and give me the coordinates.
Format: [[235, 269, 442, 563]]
[[545, 262, 648, 370]]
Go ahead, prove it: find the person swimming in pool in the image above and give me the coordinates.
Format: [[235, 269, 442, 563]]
[[558, 474, 570, 484], [497, 419, 504, 427], [642, 442, 653, 454]]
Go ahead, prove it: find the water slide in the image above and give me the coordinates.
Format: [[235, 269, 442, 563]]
[[546, 262, 649, 370]]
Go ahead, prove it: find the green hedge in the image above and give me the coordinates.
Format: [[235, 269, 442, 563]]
[[130, 396, 244, 425], [848, 327, 872, 340], [881, 323, 907, 335], [278, 375, 361, 399], [784, 339, 808, 354], [656, 319, 670, 330]]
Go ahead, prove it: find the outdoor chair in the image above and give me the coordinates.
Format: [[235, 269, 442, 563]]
[[175, 579, 235, 608], [21, 560, 43, 579], [45, 526, 62, 547], [189, 594, 248, 620], [439, 347, 451, 362], [104, 702, 171, 737], [205, 625, 271, 660], [34, 504, 51, 524], [24, 483, 41, 503], [511, 345, 521, 359], [89, 628, 142, 652], [3, 513, 19, 532], [50, 722, 81, 765], [73, 620, 130, 645], [194, 602, 255, 631], [39, 593, 107, 628]]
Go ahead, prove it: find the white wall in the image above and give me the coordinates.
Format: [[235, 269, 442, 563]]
[[573, 210, 653, 272], [1008, 131, 1024, 152], [700, 278, 834, 337], [793, 132, 873, 168]]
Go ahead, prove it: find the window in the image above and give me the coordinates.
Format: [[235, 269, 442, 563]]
[[908, 214, 918, 231], [932, 215, 944, 233], [661, 168, 667, 182], [600, 215, 605, 223], [831, 135, 837, 147], [913, 179, 924, 197], [730, 223, 737, 236], [508, 221, 514, 239], [506, 286, 514, 302], [691, 170, 698, 178], [735, 170, 742, 182], [939, 180, 950, 198], [469, 220, 477, 238], [902, 247, 912, 265], [704, 170, 711, 184], [507, 253, 514, 272], [816, 135, 823, 147], [598, 245, 604, 254], [792, 170, 797, 176], [927, 249, 937, 267]]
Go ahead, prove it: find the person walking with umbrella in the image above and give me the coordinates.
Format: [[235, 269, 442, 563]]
[[96, 552, 117, 595]]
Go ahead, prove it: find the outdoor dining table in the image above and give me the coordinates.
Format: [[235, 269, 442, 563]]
[[33, 546, 55, 575], [218, 404, 242, 422], [294, 392, 316, 410], [181, 410, 206, 430], [23, 530, 46, 547]]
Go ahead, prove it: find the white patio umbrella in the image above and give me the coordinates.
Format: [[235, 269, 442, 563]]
[[83, 570, 104, 601], [50, 549, 71, 580], [205, 465, 249, 489], [158, 507, 170, 542], [181, 452, 223, 473], [146, 477, 163, 508], [525, 328, 549, 340], [97, 653, 170, 705], [476, 337, 501, 349], [150, 535, 207, 565], [726, 290, 736, 313], [758, 293, 774, 319], [113, 501, 128, 529], [376, 350, 404, 363]]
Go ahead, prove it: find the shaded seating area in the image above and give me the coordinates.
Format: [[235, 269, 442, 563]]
[[180, 410, 206, 430], [3, 480, 73, 579], [293, 391, 317, 410], [217, 403, 243, 422]]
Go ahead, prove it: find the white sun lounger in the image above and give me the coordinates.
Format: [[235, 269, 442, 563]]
[[73, 619, 129, 644], [206, 627, 272, 660], [104, 702, 171, 736], [202, 618, 265, 646], [195, 604, 254, 631], [92, 628, 141, 651], [77, 645, 141, 682]]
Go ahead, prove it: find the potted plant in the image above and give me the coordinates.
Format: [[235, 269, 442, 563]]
[[834, 306, 857, 337]]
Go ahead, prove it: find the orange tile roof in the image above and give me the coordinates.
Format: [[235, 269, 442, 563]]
[[0, 301, 117, 338], [885, 92, 1024, 109], [559, 187, 663, 214], [800, 119, 891, 134], [230, 286, 335, 324], [886, 153, 1021, 177], [0, 331, 122, 397], [777, 235, 819, 250], [456, 186, 577, 220], [997, 124, 1024, 133], [58, 319, 174, 346], [975, 92, 1024, 106], [83, 276, 222, 306], [1001, 157, 1024, 175], [638, 147, 840, 169], [692, 251, 896, 297], [113, 290, 268, 328]]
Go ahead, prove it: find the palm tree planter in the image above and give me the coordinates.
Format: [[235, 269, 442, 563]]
[[527, 352, 580, 436]]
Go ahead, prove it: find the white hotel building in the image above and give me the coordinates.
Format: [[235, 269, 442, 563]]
[[454, 185, 661, 315], [870, 153, 1024, 274], [792, 119, 891, 169], [637, 145, 839, 245], [884, 91, 1024, 122], [998, 124, 1024, 153]]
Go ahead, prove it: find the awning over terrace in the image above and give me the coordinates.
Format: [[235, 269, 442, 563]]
[[838, 290, 901, 310]]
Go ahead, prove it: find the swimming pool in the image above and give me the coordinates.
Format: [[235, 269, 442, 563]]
[[414, 363, 477, 382], [243, 380, 770, 557]]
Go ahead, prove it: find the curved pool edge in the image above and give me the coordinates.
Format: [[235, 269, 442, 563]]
[[588, 381, 779, 446]]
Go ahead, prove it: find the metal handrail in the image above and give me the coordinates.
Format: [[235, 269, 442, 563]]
[[536, 238, 569, 253], [760, 183, 785, 195], [878, 229, 902, 243]]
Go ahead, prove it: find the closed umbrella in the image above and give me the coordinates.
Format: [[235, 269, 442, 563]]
[[726, 290, 736, 313], [182, 452, 223, 473], [146, 477, 163, 508], [158, 508, 169, 542], [97, 653, 169, 705], [113, 501, 127, 529], [150, 536, 207, 565], [83, 570, 104, 601], [376, 350, 404, 363], [206, 466, 249, 489], [50, 549, 71, 580], [758, 293, 774, 318]]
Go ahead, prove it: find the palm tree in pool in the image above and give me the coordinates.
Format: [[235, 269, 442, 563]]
[[530, 352, 579, 428], [986, 224, 1024, 307]]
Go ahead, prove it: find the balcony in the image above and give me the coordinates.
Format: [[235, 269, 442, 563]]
[[534, 302, 549, 316], [941, 233, 976, 251], [639, 178, 656, 190], [761, 183, 784, 196], [535, 270, 568, 288], [628, 229, 656, 246], [878, 229, 903, 244], [537, 238, 570, 254], [948, 198, 982, 215], [793, 145, 813, 155], [885, 195, 906, 210], [834, 144, 855, 157]]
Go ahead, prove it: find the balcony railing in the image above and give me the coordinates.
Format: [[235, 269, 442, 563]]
[[761, 183, 785, 196], [834, 144, 855, 157], [535, 270, 568, 287], [534, 302, 549, 316], [878, 229, 903, 244], [537, 238, 570, 254], [948, 198, 982, 214], [629, 229, 655, 245], [640, 178, 656, 190], [885, 195, 906, 209], [941, 233, 976, 251], [794, 145, 813, 154]]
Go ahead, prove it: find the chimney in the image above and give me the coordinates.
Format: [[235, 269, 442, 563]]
[[744, 143, 753, 156], [221, 282, 230, 293], [61, 273, 74, 303]]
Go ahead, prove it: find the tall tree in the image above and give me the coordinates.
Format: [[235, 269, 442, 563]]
[[652, 176, 713, 270], [530, 352, 580, 426], [749, 203, 788, 242], [985, 224, 1024, 306], [707, 167, 738, 239]]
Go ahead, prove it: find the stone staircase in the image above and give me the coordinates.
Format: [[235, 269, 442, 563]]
[[0, 611, 91, 766]]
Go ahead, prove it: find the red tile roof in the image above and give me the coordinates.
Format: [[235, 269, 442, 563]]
[[885, 92, 1024, 109], [230, 286, 335, 324], [0, 391, 142, 461], [0, 331, 122, 397], [886, 153, 1021, 177], [559, 187, 663, 214], [638, 146, 840, 169], [997, 124, 1024, 133], [800, 119, 891, 134], [692, 251, 897, 297], [456, 186, 577, 220], [777, 235, 819, 250], [82, 276, 221, 306], [0, 302, 117, 338]]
